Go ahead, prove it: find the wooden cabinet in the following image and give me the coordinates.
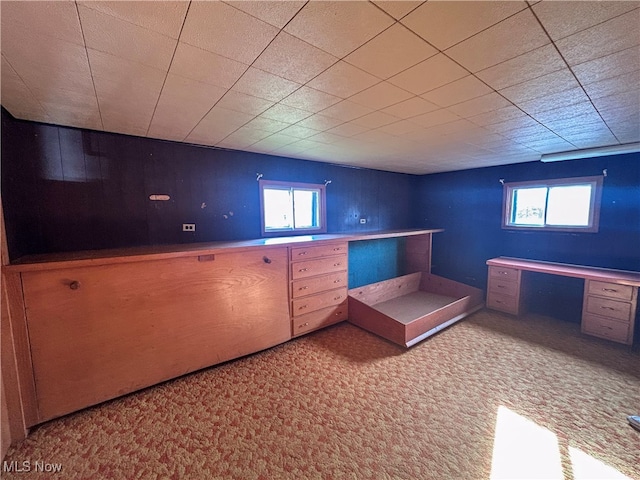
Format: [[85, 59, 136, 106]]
[[486, 266, 522, 315], [21, 248, 291, 423], [581, 280, 637, 345], [289, 242, 348, 337]]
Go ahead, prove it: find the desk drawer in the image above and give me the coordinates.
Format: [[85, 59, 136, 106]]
[[585, 296, 632, 323], [290, 243, 348, 261], [291, 271, 347, 299], [293, 302, 348, 336], [582, 314, 630, 344], [587, 281, 634, 301], [292, 288, 347, 317], [291, 255, 347, 279], [488, 278, 519, 297], [489, 266, 520, 282], [487, 292, 519, 315]]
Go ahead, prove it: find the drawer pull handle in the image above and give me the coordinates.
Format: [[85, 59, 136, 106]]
[[497, 285, 505, 288], [334, 263, 341, 267], [299, 286, 309, 290], [602, 288, 618, 292], [263, 256, 272, 264], [298, 252, 308, 256], [600, 306, 617, 311], [499, 271, 508, 275], [69, 280, 80, 290], [600, 325, 613, 330], [334, 279, 341, 283], [299, 305, 307, 310], [299, 268, 308, 272], [299, 322, 309, 328], [333, 248, 341, 251], [334, 296, 342, 300]]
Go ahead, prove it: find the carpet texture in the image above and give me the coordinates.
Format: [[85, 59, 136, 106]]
[[3, 310, 639, 479]]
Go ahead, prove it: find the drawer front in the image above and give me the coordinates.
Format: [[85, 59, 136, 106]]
[[292, 301, 348, 336], [291, 254, 347, 279], [292, 287, 347, 317], [487, 292, 519, 315], [585, 296, 632, 322], [291, 271, 348, 299], [488, 278, 519, 297], [582, 314, 630, 344], [290, 243, 348, 261], [489, 266, 520, 282], [587, 280, 634, 301]]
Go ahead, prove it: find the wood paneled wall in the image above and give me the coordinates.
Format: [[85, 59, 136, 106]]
[[1, 109, 417, 262]]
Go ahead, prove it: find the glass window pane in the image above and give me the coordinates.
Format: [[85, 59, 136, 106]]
[[511, 187, 547, 225], [293, 189, 319, 229], [546, 185, 592, 226], [263, 188, 293, 230]]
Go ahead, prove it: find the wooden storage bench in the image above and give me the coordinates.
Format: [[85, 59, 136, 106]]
[[348, 272, 484, 347]]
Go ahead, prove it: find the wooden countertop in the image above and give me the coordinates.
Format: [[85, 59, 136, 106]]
[[6, 229, 443, 272], [487, 256, 640, 287]]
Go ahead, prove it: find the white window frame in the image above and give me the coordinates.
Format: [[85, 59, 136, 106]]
[[502, 175, 603, 233], [259, 179, 327, 236]]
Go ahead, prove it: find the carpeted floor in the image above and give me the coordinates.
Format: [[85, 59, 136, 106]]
[[3, 310, 639, 479]]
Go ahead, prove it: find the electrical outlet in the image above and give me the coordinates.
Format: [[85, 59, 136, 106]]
[[359, 218, 367, 224], [182, 224, 196, 232]]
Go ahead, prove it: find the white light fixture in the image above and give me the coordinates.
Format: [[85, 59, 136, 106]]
[[540, 142, 640, 162]]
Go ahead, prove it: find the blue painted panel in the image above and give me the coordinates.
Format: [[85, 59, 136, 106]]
[[348, 238, 406, 288]]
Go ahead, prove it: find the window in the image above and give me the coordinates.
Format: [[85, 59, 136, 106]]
[[502, 176, 603, 232], [259, 180, 326, 236]]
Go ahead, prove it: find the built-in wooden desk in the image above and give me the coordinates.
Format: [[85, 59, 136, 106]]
[[486, 257, 640, 345]]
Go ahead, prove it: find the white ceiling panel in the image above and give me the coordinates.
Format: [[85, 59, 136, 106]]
[[1, 0, 639, 175]]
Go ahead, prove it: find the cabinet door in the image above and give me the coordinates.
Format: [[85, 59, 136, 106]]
[[22, 248, 290, 422]]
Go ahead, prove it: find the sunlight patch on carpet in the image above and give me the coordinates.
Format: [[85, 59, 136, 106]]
[[569, 446, 631, 480]]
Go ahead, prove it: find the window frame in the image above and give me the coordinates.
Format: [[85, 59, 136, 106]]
[[502, 175, 603, 233], [259, 179, 327, 237]]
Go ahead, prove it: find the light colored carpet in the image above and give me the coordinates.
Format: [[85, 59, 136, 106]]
[[4, 310, 639, 479]]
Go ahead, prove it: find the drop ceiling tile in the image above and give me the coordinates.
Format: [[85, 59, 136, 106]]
[[100, 105, 154, 137], [251, 133, 300, 151], [518, 87, 591, 117], [351, 111, 400, 129], [186, 106, 255, 145], [407, 109, 460, 129], [295, 114, 345, 131], [381, 96, 440, 119], [445, 9, 550, 72], [308, 131, 350, 145], [231, 67, 301, 102], [348, 82, 414, 110], [344, 23, 437, 80], [78, 1, 189, 38], [556, 9, 640, 66], [0, 58, 49, 120], [531, 102, 602, 127], [284, 1, 394, 57], [1, 1, 84, 46], [475, 44, 567, 91], [278, 124, 321, 139], [78, 5, 177, 71], [214, 90, 274, 116], [499, 69, 580, 105], [319, 100, 374, 122], [244, 116, 291, 134], [88, 49, 166, 107], [261, 103, 313, 124], [401, 1, 527, 51], [180, 1, 279, 65], [217, 129, 272, 150], [371, 1, 422, 20], [252, 32, 338, 85], [583, 70, 640, 100], [280, 86, 342, 112], [484, 115, 540, 135], [532, 1, 639, 41], [388, 54, 468, 95], [572, 46, 640, 86], [148, 74, 227, 139], [170, 42, 248, 89], [1, 31, 89, 73], [448, 93, 511, 118], [225, 1, 305, 28], [468, 105, 529, 127], [307, 61, 380, 99], [421, 75, 493, 108], [377, 119, 424, 136], [325, 122, 371, 138]]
